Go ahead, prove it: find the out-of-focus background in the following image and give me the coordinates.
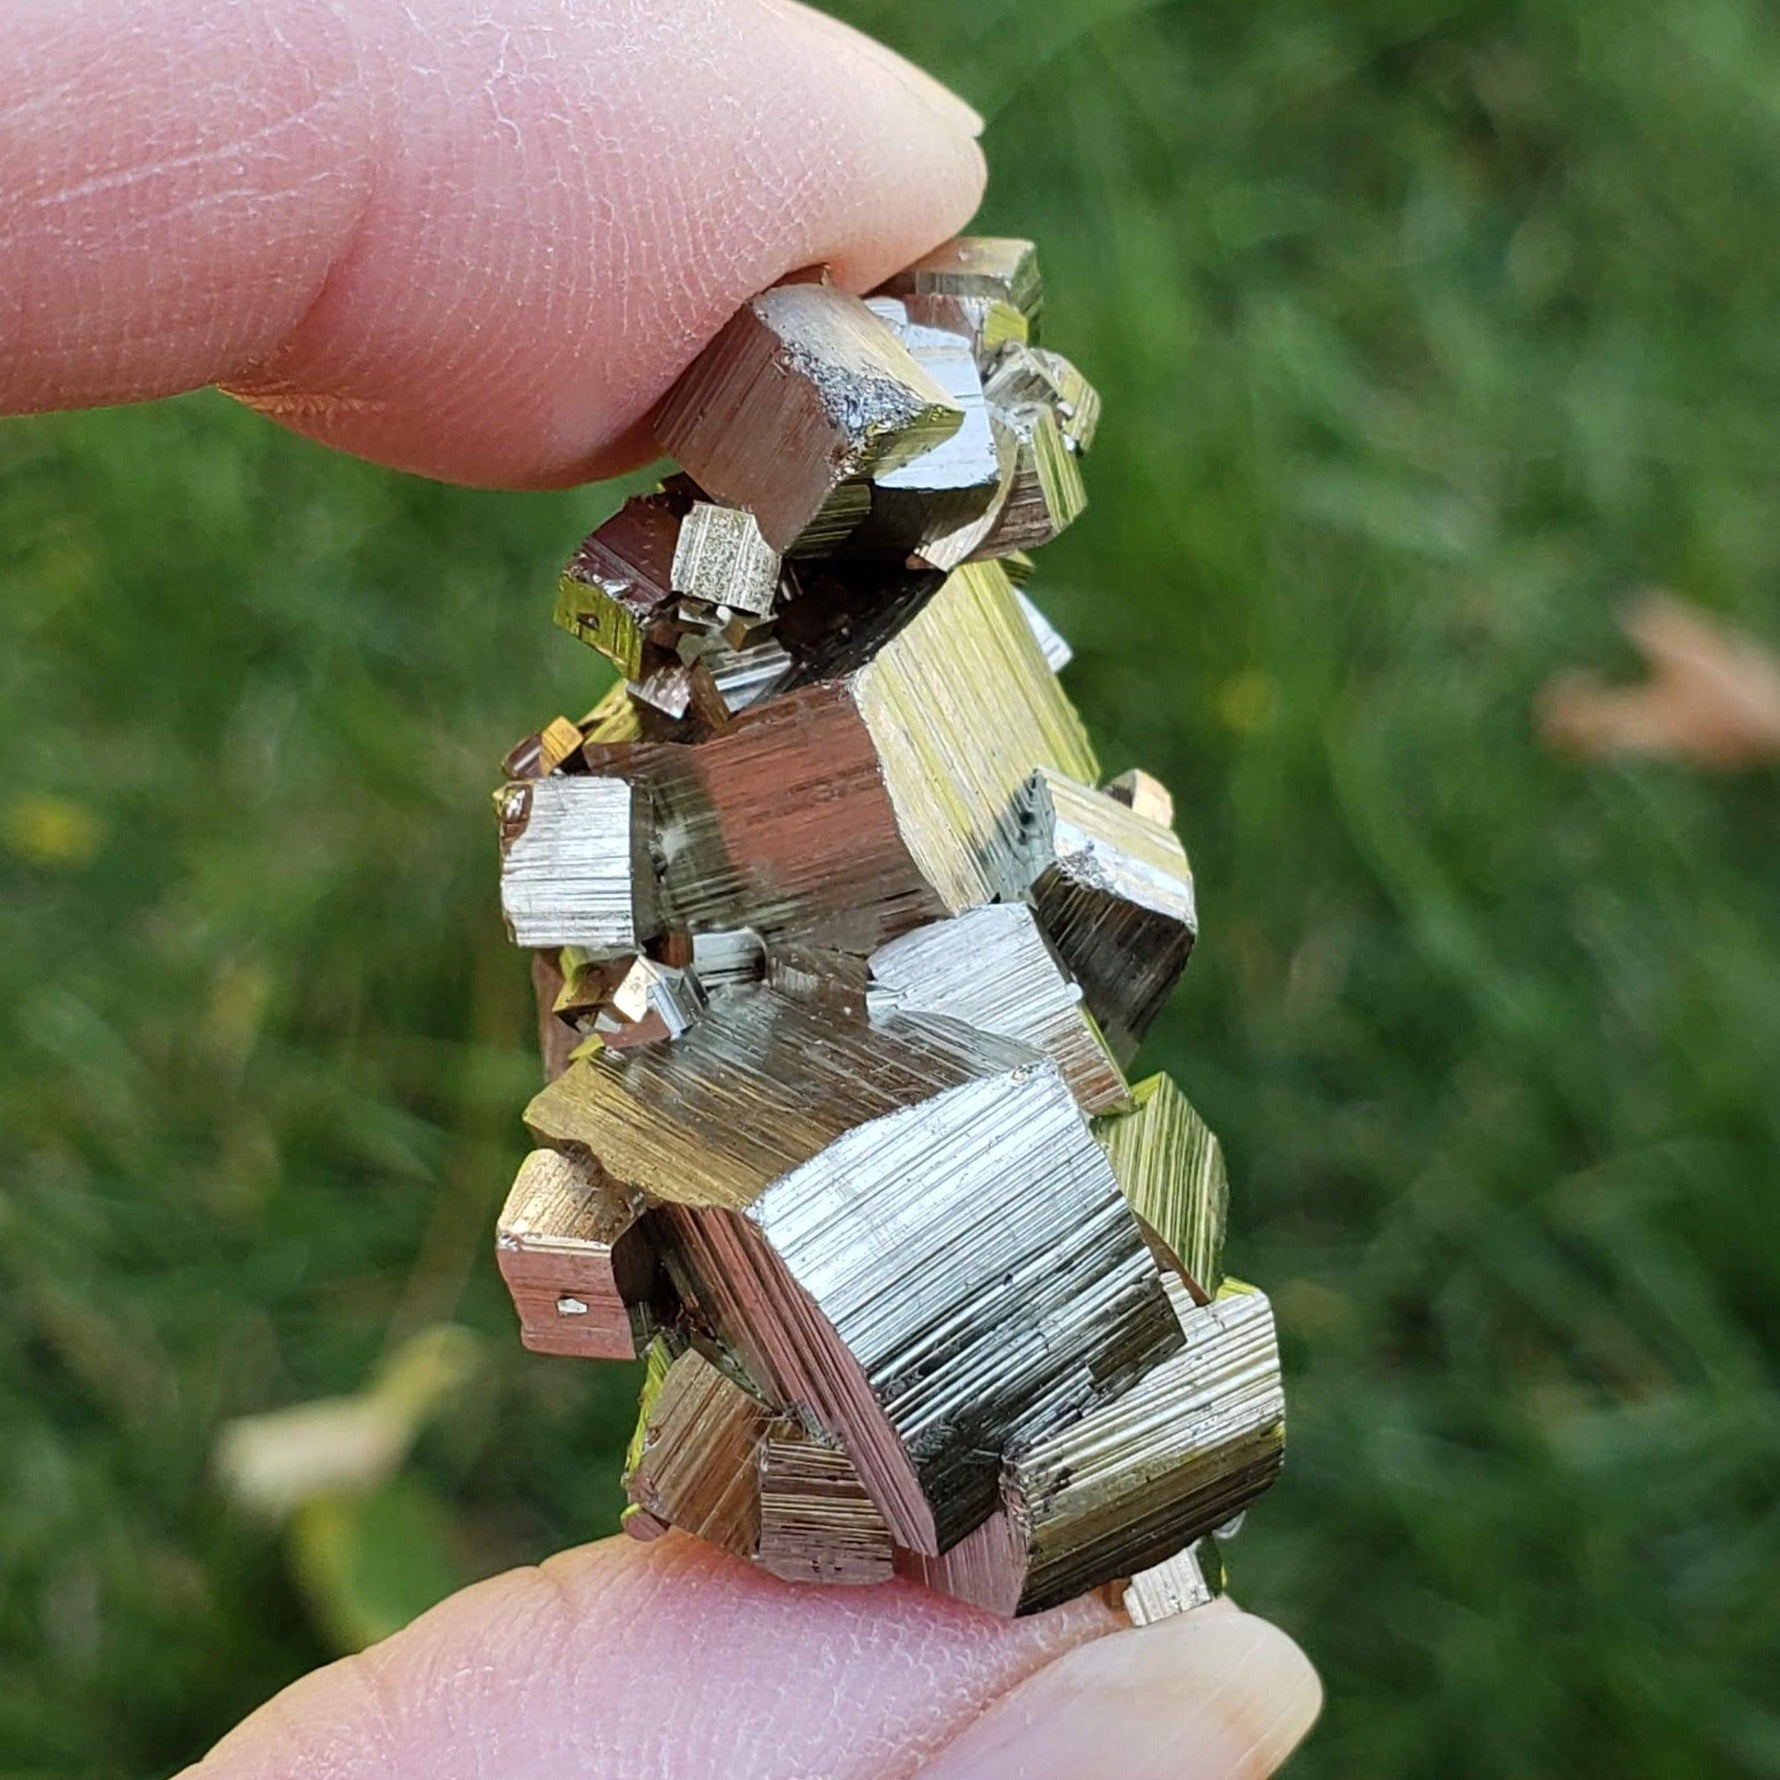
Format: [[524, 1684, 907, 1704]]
[[4, 0, 1779, 1773]]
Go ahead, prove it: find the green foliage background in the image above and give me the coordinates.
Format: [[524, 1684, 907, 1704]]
[[3, 0, 1779, 1772]]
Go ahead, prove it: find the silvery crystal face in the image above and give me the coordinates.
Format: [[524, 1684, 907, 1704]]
[[491, 239, 1285, 1618]]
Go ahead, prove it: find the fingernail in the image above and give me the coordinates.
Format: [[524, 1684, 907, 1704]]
[[913, 1604, 1322, 1780], [760, 0, 985, 136]]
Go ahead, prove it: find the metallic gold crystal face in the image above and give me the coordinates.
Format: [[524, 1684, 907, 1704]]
[[869, 902, 1129, 1115], [1021, 766, 1198, 1062], [576, 561, 1095, 953], [554, 489, 685, 680], [623, 1344, 768, 1557], [1104, 766, 1174, 827], [983, 343, 1102, 455], [903, 1280, 1284, 1615], [896, 291, 1029, 360], [495, 1149, 645, 1360], [497, 776, 651, 953], [1122, 1538, 1226, 1626], [972, 403, 1087, 556], [527, 990, 1177, 1553], [502, 715, 584, 782], [863, 318, 1011, 570], [756, 1426, 894, 1585], [670, 501, 781, 618], [492, 235, 1286, 1615], [654, 284, 966, 554], [877, 236, 1045, 328], [1096, 1073, 1230, 1301]]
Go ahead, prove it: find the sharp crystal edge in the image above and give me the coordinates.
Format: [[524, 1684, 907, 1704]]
[[864, 320, 1012, 571], [983, 344, 1103, 455], [495, 1149, 646, 1359], [653, 283, 966, 554], [877, 237, 1045, 329], [1095, 1073, 1229, 1301], [497, 776, 651, 953], [901, 292, 1030, 360], [671, 501, 782, 617], [502, 715, 585, 782], [623, 1343, 769, 1558], [970, 403, 1088, 557], [555, 488, 686, 680], [490, 233, 1287, 1614], [901, 1280, 1285, 1615], [579, 678, 645, 746], [1021, 766, 1198, 1063], [525, 990, 1179, 1554], [1121, 1537, 1227, 1626], [593, 955, 707, 1050], [1015, 588, 1073, 672], [582, 561, 1096, 953], [756, 1424, 895, 1585], [869, 902, 1129, 1115], [688, 635, 793, 727], [1104, 766, 1174, 827], [688, 927, 767, 991]]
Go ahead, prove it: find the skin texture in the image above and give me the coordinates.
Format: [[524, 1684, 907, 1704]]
[[184, 1533, 1321, 1780], [2, 3, 1322, 1771], [0, 0, 986, 483]]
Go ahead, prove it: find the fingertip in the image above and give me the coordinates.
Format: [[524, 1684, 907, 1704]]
[[7, 0, 988, 489], [181, 1534, 1128, 1780], [912, 1605, 1322, 1780], [237, 0, 989, 486], [717, 0, 989, 294], [756, 0, 986, 138]]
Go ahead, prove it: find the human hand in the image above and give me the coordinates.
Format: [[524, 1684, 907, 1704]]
[[187, 1531, 1319, 1779], [3, 0, 986, 484], [4, 3, 1320, 1773]]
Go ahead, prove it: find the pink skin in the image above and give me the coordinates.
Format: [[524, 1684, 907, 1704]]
[[1, 0, 984, 482], [3, 4, 1322, 1772], [187, 1533, 1320, 1780]]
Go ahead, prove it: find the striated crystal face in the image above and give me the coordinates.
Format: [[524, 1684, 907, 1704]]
[[491, 238, 1285, 1618], [901, 1280, 1285, 1616]]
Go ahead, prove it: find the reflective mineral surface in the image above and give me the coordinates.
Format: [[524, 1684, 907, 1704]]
[[493, 239, 1285, 1619]]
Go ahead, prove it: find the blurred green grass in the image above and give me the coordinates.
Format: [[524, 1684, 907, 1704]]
[[3, 0, 1780, 1773]]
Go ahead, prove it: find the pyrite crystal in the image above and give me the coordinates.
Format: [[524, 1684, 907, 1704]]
[[493, 242, 1286, 1621]]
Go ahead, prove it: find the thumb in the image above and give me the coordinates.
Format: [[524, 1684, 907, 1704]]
[[1, 0, 985, 487], [183, 1533, 1319, 1780]]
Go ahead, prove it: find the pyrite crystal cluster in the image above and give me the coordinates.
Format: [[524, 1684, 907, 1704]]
[[493, 239, 1285, 1620]]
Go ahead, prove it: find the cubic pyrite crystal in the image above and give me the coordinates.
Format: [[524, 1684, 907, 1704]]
[[495, 1149, 644, 1360], [654, 282, 965, 554], [492, 239, 1285, 1621]]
